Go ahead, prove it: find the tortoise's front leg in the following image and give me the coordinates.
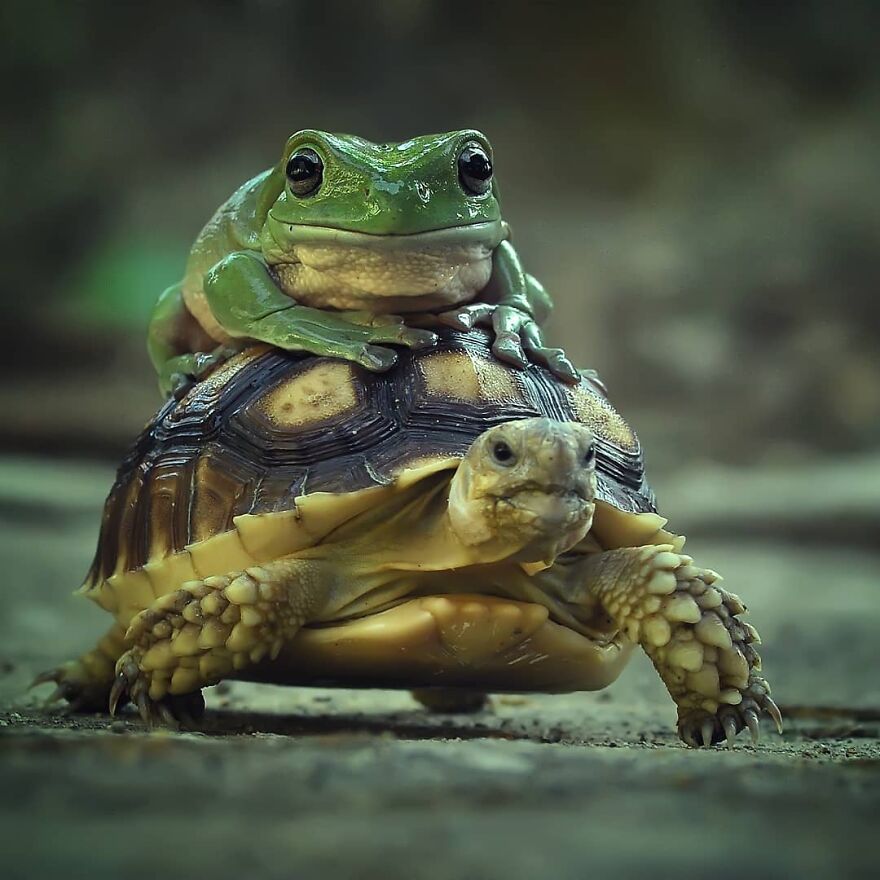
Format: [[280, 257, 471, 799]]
[[570, 545, 782, 747], [33, 623, 127, 711], [110, 558, 326, 726]]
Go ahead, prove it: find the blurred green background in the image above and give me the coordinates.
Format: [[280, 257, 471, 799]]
[[1, 0, 878, 467]]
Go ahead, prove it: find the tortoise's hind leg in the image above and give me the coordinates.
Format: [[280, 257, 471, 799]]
[[109, 558, 328, 727], [567, 545, 782, 748], [33, 624, 126, 711], [411, 688, 489, 714]]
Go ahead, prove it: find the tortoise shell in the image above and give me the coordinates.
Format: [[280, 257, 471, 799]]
[[85, 329, 656, 603]]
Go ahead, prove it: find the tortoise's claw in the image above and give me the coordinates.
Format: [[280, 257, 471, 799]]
[[135, 690, 153, 726], [156, 701, 179, 729], [108, 673, 128, 717], [29, 670, 57, 690], [722, 713, 738, 747], [108, 649, 203, 730], [678, 687, 783, 749], [32, 663, 111, 713], [765, 696, 784, 735], [110, 649, 149, 720], [743, 708, 761, 745], [45, 685, 67, 705]]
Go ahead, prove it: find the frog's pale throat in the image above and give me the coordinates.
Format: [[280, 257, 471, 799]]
[[262, 217, 509, 312]]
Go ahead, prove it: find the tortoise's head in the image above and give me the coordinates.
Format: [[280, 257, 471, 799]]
[[448, 418, 597, 565]]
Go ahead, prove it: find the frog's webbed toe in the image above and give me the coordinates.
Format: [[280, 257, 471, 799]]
[[436, 302, 578, 383]]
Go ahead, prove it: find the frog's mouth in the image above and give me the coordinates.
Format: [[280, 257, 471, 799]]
[[265, 215, 508, 251], [262, 217, 508, 312]]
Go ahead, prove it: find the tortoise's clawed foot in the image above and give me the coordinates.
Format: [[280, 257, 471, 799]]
[[109, 649, 205, 729], [678, 677, 783, 748], [31, 662, 110, 713], [614, 546, 782, 749]]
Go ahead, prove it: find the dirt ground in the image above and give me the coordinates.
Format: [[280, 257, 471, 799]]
[[1, 455, 878, 880]]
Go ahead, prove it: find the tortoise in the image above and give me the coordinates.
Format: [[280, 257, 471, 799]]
[[37, 329, 781, 747]]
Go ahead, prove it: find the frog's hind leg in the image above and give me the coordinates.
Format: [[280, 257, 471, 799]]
[[33, 623, 127, 712], [159, 347, 242, 400], [109, 558, 330, 727], [148, 282, 233, 397]]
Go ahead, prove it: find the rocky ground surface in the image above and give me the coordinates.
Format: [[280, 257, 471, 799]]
[[1, 455, 878, 879]]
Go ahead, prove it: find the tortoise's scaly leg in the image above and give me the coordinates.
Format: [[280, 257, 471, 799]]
[[109, 558, 326, 726], [33, 624, 127, 711], [411, 688, 489, 714], [569, 545, 781, 747]]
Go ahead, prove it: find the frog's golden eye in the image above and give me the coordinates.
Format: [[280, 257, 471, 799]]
[[458, 142, 493, 195], [286, 148, 323, 197]]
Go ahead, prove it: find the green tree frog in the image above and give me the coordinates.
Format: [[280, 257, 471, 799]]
[[148, 129, 577, 395]]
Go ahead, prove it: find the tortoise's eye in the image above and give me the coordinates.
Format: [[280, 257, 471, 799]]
[[583, 444, 596, 468], [286, 148, 323, 197], [492, 440, 515, 466], [458, 141, 493, 195]]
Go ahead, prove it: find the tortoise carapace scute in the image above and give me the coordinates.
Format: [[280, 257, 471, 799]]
[[86, 329, 653, 588]]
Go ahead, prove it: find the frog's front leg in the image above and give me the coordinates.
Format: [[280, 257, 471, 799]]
[[437, 241, 578, 383], [148, 284, 234, 397], [204, 252, 437, 371]]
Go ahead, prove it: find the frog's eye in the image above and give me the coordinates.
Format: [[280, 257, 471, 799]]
[[286, 148, 323, 197], [458, 142, 493, 195]]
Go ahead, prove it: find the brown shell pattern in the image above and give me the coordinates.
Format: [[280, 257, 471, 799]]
[[85, 329, 655, 588]]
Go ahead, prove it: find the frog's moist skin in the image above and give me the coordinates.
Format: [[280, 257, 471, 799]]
[[148, 129, 576, 396]]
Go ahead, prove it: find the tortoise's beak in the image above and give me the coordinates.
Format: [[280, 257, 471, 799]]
[[500, 489, 594, 532], [495, 488, 596, 564]]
